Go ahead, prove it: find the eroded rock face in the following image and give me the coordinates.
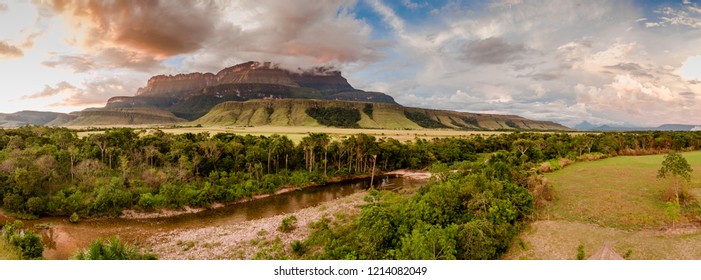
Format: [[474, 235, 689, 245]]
[[214, 62, 299, 87], [133, 61, 358, 97], [136, 73, 216, 97], [106, 61, 397, 120]]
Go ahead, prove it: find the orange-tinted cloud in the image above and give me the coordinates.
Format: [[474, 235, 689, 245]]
[[26, 78, 139, 107], [42, 48, 163, 73], [0, 41, 23, 59], [37, 0, 219, 57]]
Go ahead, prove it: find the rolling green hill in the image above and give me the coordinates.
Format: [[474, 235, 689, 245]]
[[194, 99, 569, 131], [60, 108, 187, 126]]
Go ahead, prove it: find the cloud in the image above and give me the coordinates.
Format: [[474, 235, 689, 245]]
[[34, 1, 383, 74], [0, 41, 23, 59], [42, 48, 163, 73], [680, 55, 701, 81], [461, 37, 528, 64], [23, 82, 77, 99], [25, 78, 140, 107], [37, 0, 220, 57], [58, 78, 139, 106], [42, 55, 95, 72], [646, 5, 701, 28], [401, 0, 426, 10]]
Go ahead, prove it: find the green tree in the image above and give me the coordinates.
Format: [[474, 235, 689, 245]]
[[657, 151, 693, 204]]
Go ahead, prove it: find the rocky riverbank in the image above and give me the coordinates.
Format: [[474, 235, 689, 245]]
[[144, 191, 368, 259]]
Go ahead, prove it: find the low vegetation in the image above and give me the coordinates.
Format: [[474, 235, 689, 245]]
[[403, 111, 448, 129], [74, 236, 157, 260], [305, 107, 361, 128], [1, 221, 44, 260]]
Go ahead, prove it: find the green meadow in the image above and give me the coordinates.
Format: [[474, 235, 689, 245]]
[[505, 152, 701, 260]]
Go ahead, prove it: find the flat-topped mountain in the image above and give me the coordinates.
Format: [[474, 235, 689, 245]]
[[106, 61, 395, 120], [0, 61, 571, 130]]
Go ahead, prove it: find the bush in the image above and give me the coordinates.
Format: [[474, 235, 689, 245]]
[[279, 215, 298, 233], [69, 212, 80, 223], [558, 158, 574, 169], [10, 231, 44, 259], [290, 240, 306, 256], [576, 244, 585, 260], [2, 221, 44, 260], [74, 236, 157, 260], [526, 175, 554, 209]]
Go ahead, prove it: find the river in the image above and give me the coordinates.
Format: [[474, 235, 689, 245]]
[[0, 174, 427, 260]]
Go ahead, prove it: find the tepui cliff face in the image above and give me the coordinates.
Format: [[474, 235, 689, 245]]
[[132, 62, 357, 98], [106, 61, 394, 120]]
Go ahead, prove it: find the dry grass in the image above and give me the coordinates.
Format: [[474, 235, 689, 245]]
[[505, 151, 701, 260], [0, 238, 19, 260], [504, 220, 701, 260], [76, 125, 571, 143]]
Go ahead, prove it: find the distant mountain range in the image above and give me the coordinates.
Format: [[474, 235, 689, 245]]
[[575, 121, 701, 132], [2, 61, 570, 131]]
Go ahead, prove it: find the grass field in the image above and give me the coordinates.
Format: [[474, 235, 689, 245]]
[[504, 151, 701, 260], [75, 125, 573, 143]]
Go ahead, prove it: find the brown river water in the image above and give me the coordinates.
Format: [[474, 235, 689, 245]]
[[0, 175, 426, 259]]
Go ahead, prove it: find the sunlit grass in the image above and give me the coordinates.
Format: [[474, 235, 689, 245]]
[[504, 151, 701, 260], [542, 151, 701, 230]]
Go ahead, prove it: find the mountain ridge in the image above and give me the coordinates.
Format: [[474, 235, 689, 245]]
[[105, 61, 397, 120]]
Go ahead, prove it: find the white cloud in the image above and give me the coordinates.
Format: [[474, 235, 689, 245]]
[[646, 5, 701, 28], [680, 55, 701, 81]]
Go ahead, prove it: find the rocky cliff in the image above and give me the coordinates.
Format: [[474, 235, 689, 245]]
[[106, 61, 396, 120]]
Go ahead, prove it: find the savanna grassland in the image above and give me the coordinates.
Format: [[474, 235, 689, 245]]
[[75, 125, 522, 144], [505, 152, 701, 260]]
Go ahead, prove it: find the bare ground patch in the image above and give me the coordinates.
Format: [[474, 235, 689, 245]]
[[504, 220, 701, 260]]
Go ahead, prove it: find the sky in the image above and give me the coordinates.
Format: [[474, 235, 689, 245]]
[[1, 0, 701, 127]]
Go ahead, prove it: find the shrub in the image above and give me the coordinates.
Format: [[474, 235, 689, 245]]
[[2, 221, 44, 260], [74, 236, 157, 260], [9, 231, 44, 259], [558, 158, 574, 169], [576, 244, 585, 260], [526, 175, 554, 209], [69, 212, 80, 223], [623, 249, 633, 259], [279, 215, 298, 233], [290, 240, 306, 256], [538, 162, 553, 173], [577, 152, 607, 162]]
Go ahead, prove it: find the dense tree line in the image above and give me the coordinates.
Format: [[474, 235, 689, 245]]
[[1, 126, 700, 221]]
